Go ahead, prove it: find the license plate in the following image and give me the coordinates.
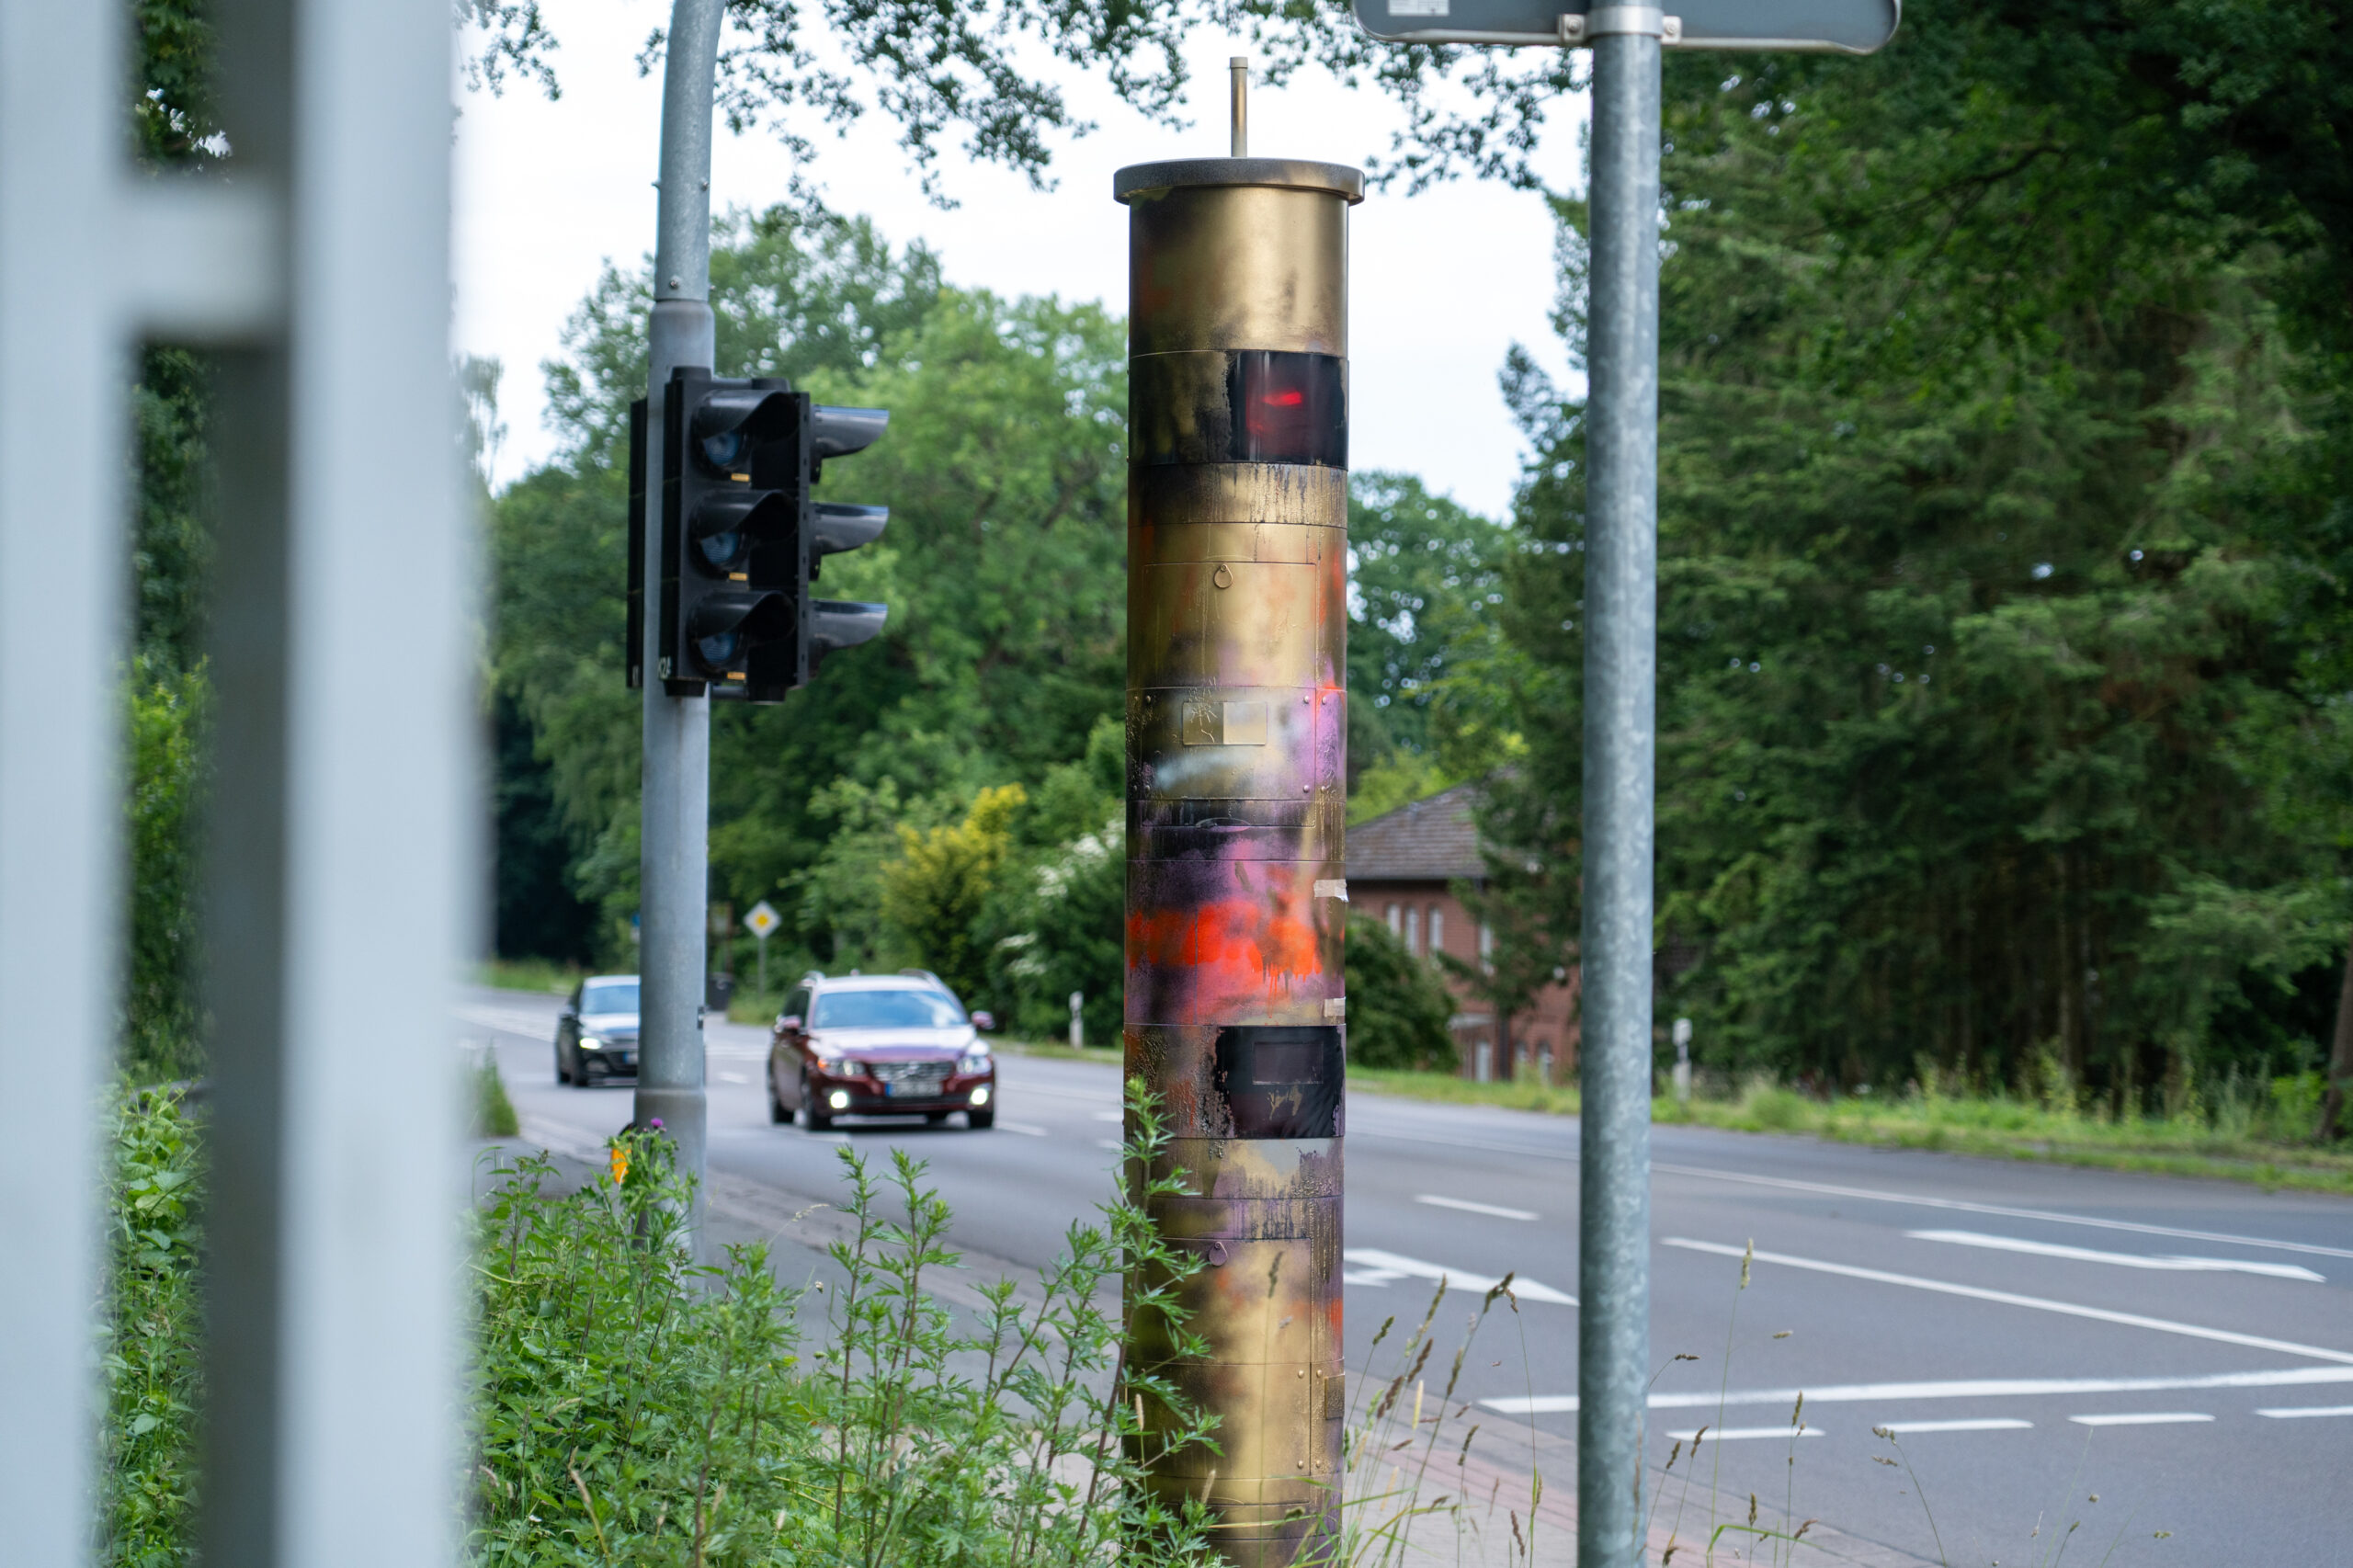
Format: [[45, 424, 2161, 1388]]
[[884, 1080, 931, 1098], [619, 1053, 635, 1068]]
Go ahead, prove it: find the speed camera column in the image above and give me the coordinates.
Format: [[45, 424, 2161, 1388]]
[[1115, 150, 1361, 1566]]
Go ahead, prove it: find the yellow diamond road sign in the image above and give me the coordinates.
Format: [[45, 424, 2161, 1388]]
[[745, 900, 780, 938]]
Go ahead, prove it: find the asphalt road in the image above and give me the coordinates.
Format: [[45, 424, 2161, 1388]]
[[464, 985, 2350, 1565]]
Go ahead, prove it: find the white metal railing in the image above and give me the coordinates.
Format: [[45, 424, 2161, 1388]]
[[0, 3, 464, 1563]]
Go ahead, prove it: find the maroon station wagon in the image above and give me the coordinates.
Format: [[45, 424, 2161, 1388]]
[[767, 971, 997, 1131]]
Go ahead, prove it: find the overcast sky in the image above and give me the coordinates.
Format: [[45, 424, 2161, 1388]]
[[451, 3, 1587, 518]]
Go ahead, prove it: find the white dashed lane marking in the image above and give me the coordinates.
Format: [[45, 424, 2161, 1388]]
[[2070, 1413, 2213, 1427], [1668, 1426, 1822, 1442], [1415, 1195, 1538, 1221], [1878, 1418, 2031, 1435], [2256, 1404, 2353, 1419], [995, 1121, 1048, 1137]]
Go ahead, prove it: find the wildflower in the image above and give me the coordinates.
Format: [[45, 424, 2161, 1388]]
[[609, 1144, 630, 1185]]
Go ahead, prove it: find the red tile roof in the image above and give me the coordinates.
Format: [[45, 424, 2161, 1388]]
[[1347, 782, 1485, 882]]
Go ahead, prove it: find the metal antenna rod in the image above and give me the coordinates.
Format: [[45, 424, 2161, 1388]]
[[1230, 56, 1248, 156]]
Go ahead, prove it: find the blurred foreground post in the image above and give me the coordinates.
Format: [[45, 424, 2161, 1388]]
[[0, 1, 466, 1565]]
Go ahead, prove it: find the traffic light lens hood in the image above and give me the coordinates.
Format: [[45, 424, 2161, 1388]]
[[810, 404, 890, 460], [689, 489, 792, 574], [689, 388, 797, 473], [812, 502, 889, 556], [684, 590, 793, 674], [810, 598, 888, 651]]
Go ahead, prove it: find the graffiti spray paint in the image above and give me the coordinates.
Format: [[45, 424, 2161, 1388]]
[[1115, 63, 1360, 1566]]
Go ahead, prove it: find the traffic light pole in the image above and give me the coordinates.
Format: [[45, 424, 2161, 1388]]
[[1577, 13, 1662, 1568], [637, 0, 729, 1245]]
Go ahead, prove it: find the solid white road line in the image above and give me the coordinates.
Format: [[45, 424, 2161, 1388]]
[[1663, 1237, 2353, 1366], [1416, 1195, 1540, 1221], [2069, 1412, 2212, 1426], [1655, 1162, 2353, 1261], [457, 1005, 557, 1039], [1906, 1229, 2326, 1281], [2256, 1404, 2353, 1419], [1667, 1426, 1821, 1442], [1482, 1365, 2353, 1416], [1877, 1418, 2031, 1435], [1342, 1247, 1575, 1306], [995, 1121, 1049, 1137]]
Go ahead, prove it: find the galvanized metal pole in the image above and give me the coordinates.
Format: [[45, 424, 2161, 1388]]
[[636, 0, 728, 1244], [1577, 9, 1662, 1567]]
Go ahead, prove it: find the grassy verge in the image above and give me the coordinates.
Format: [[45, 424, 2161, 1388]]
[[1355, 1068, 2353, 1191], [472, 1053, 520, 1138], [1346, 1067, 2353, 1196], [991, 1036, 1119, 1065], [1659, 1080, 2353, 1196], [472, 956, 581, 994]]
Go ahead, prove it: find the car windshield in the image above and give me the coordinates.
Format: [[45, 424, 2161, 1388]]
[[813, 987, 965, 1029], [580, 980, 639, 1016]]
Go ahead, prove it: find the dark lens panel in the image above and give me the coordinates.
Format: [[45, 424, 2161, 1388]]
[[1213, 1025, 1343, 1138], [1226, 351, 1347, 468]]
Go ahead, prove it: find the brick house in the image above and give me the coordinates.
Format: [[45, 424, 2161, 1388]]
[[1347, 782, 1580, 1083]]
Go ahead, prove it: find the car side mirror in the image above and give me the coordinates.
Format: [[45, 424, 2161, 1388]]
[[971, 1011, 995, 1032], [777, 1014, 802, 1032]]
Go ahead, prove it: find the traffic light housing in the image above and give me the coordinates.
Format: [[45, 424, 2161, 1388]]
[[626, 369, 892, 700]]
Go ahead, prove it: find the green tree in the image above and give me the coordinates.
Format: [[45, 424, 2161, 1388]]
[[881, 783, 1027, 1003], [1344, 911, 1458, 1071], [1476, 7, 2353, 1100]]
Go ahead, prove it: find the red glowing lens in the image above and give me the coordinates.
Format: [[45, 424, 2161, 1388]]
[[1227, 351, 1346, 467]]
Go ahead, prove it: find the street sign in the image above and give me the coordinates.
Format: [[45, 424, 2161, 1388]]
[[1351, 0, 1898, 52], [745, 901, 780, 938]]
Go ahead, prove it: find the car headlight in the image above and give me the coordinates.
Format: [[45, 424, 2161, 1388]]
[[958, 1049, 990, 1074], [580, 1034, 607, 1050]]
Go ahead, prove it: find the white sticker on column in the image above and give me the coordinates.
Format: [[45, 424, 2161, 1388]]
[[1324, 997, 1347, 1019], [1313, 879, 1348, 901]]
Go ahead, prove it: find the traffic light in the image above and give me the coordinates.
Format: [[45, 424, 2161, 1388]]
[[626, 369, 892, 700]]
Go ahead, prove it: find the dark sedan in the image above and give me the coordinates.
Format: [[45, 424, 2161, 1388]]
[[555, 974, 639, 1085]]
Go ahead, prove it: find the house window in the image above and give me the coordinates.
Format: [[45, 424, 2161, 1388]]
[[1479, 922, 1495, 974], [1427, 906, 1445, 960], [1474, 1040, 1493, 1083], [1385, 902, 1402, 937], [1404, 906, 1421, 958], [1538, 1043, 1554, 1081]]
